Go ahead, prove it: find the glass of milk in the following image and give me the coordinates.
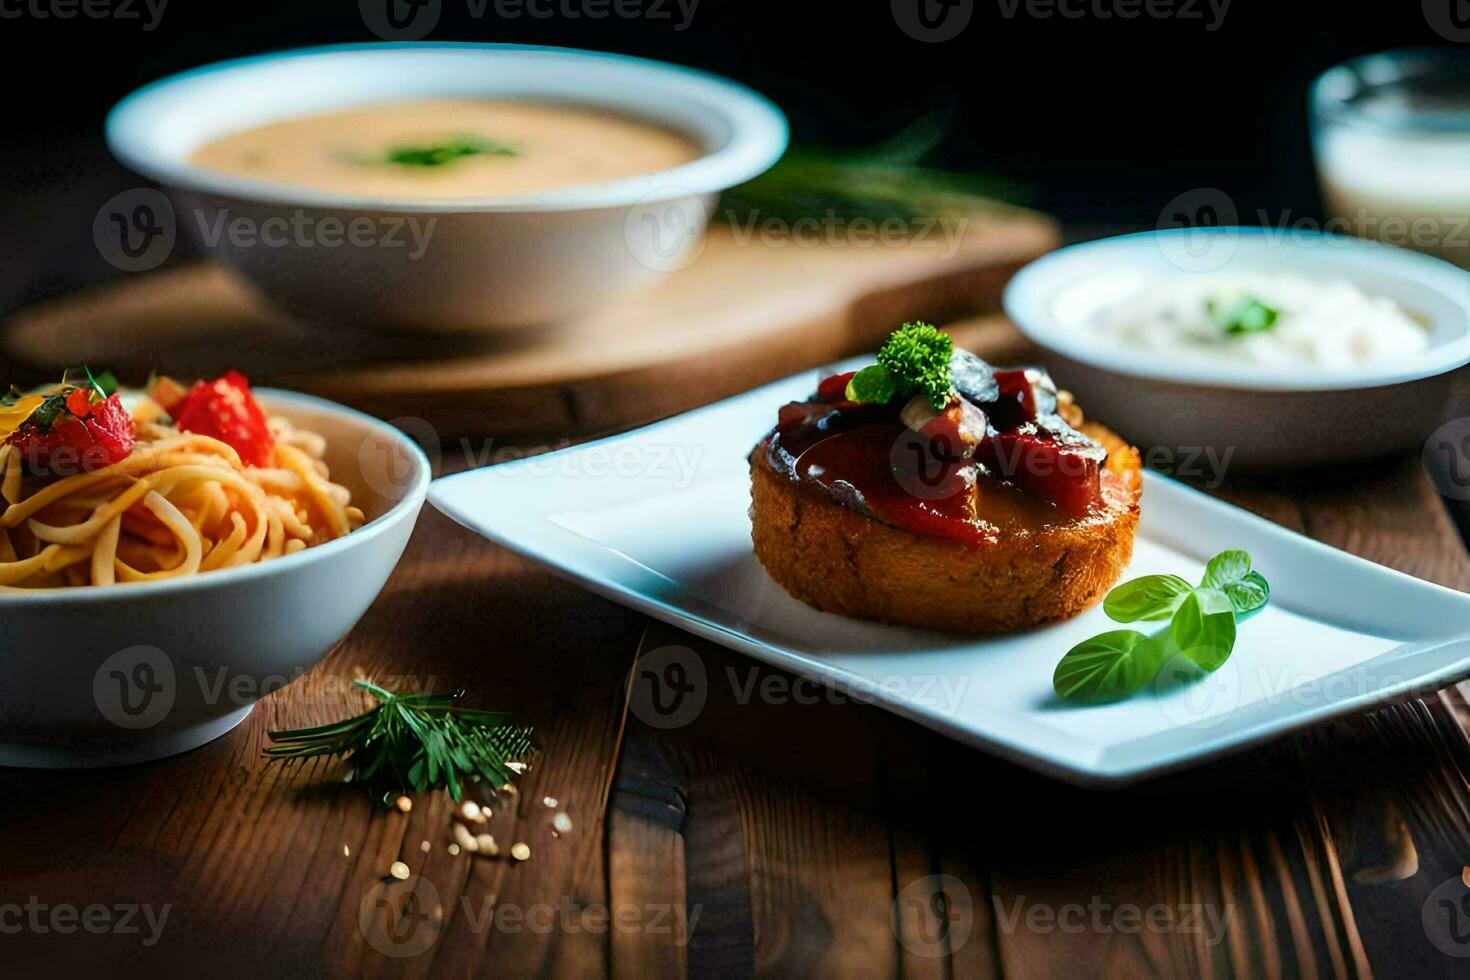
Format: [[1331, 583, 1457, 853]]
[[1312, 49, 1470, 268]]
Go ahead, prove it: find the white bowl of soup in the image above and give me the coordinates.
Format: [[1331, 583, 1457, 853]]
[[106, 43, 788, 332]]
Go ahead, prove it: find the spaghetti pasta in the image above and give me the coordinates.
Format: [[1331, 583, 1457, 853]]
[[0, 412, 364, 589]]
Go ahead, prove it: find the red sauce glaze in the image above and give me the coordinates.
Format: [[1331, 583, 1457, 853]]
[[988, 369, 1038, 430], [976, 431, 1103, 520], [765, 372, 1115, 547], [795, 423, 986, 542]]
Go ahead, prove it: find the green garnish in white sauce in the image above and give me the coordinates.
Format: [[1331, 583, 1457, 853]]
[[1207, 294, 1281, 335]]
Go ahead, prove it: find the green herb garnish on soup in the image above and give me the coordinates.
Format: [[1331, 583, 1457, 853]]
[[1206, 294, 1281, 335], [378, 135, 519, 168]]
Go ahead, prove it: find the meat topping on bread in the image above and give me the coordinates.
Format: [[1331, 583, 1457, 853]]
[[761, 323, 1140, 548]]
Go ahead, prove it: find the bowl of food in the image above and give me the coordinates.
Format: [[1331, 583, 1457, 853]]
[[1003, 228, 1470, 472], [0, 369, 429, 766], [105, 42, 788, 332]]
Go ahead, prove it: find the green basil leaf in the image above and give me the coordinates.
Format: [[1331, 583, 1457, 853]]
[[845, 364, 899, 404], [28, 391, 69, 434], [1170, 587, 1237, 672], [1202, 551, 1269, 616], [1221, 571, 1270, 615], [1053, 630, 1168, 704], [1201, 550, 1251, 589], [1103, 574, 1194, 623]]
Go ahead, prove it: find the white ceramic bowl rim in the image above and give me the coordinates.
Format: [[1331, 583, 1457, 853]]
[[1003, 227, 1470, 392], [0, 389, 431, 605], [105, 42, 789, 213]]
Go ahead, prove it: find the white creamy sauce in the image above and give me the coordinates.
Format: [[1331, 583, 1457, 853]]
[[1054, 271, 1430, 367]]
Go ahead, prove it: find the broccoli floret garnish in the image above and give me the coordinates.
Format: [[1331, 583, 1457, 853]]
[[844, 322, 954, 410]]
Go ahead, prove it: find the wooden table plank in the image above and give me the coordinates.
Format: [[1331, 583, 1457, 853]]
[[0, 508, 645, 975], [606, 725, 691, 977], [680, 757, 759, 976], [5, 316, 1470, 979], [1287, 457, 1470, 980], [661, 651, 901, 976]]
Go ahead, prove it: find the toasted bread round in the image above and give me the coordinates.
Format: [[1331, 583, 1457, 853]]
[[749, 422, 1142, 633]]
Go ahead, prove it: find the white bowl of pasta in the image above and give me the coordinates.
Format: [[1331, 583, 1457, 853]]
[[0, 382, 429, 767]]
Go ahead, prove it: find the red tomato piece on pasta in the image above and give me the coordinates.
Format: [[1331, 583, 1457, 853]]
[[7, 393, 135, 475], [172, 370, 275, 467]]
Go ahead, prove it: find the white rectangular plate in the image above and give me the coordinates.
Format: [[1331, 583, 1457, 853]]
[[430, 362, 1470, 785]]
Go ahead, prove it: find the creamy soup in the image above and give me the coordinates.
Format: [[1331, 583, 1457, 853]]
[[189, 99, 702, 199]]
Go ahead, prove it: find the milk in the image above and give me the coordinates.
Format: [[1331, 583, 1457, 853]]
[[1316, 124, 1470, 268], [1313, 58, 1470, 269]]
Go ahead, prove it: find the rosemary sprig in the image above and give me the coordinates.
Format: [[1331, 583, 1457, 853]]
[[719, 113, 1033, 226], [264, 680, 533, 802]]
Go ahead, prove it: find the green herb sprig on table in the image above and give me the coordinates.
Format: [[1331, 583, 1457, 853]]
[[720, 112, 1031, 228], [844, 321, 954, 410], [1207, 294, 1280, 335], [1052, 550, 1271, 704], [264, 680, 533, 801]]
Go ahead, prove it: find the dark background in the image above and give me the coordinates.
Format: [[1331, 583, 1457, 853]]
[[0, 0, 1443, 314]]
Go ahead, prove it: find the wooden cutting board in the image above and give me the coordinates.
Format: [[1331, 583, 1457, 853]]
[[1, 215, 1056, 437]]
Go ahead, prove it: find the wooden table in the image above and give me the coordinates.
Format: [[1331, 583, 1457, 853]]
[[4, 317, 1470, 979]]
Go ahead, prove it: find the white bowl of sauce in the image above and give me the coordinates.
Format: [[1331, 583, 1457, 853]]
[[106, 43, 788, 332], [1004, 229, 1470, 471]]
